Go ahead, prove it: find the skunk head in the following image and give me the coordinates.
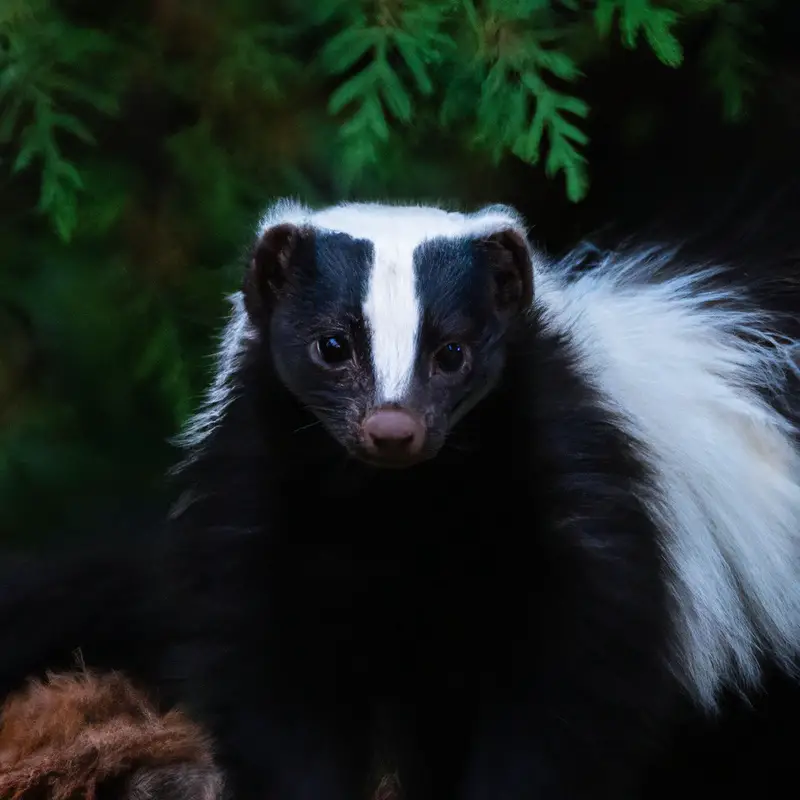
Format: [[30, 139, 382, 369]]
[[242, 201, 535, 468]]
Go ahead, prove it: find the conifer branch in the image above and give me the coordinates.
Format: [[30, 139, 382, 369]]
[[0, 4, 119, 240]]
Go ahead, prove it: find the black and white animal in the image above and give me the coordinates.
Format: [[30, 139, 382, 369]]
[[1, 199, 800, 800]]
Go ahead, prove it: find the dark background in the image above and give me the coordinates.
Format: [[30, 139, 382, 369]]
[[0, 0, 798, 546]]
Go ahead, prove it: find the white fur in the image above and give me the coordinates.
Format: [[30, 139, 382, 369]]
[[264, 200, 529, 402], [174, 292, 258, 453], [537, 247, 800, 708], [177, 200, 800, 711], [178, 200, 528, 448]]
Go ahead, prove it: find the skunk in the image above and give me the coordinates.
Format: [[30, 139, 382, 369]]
[[2, 199, 800, 800]]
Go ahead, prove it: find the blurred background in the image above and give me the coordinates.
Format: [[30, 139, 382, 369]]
[[1, 0, 800, 550]]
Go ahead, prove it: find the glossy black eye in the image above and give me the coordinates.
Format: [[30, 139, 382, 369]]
[[434, 342, 466, 374], [314, 334, 353, 366]]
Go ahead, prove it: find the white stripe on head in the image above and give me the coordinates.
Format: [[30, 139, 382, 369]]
[[310, 202, 529, 403], [362, 238, 421, 402], [176, 199, 531, 455]]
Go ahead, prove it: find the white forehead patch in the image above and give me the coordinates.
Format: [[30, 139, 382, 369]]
[[361, 233, 421, 402], [258, 201, 527, 403]]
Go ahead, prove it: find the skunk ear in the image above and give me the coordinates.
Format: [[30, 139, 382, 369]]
[[243, 222, 311, 322], [478, 227, 534, 316]]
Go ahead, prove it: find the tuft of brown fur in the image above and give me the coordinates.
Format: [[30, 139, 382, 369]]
[[0, 670, 222, 800]]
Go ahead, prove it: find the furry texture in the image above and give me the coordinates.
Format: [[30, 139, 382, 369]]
[[1, 199, 799, 800], [180, 200, 800, 710], [163, 201, 800, 800], [0, 670, 222, 800], [176, 200, 534, 452], [160, 201, 660, 800], [539, 246, 800, 707]]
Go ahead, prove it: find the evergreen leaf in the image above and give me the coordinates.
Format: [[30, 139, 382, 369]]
[[329, 61, 382, 114], [50, 111, 95, 144], [320, 26, 380, 74], [398, 1, 457, 54], [555, 94, 590, 118], [365, 94, 391, 141], [534, 49, 582, 81], [393, 32, 434, 95], [46, 77, 120, 116], [51, 192, 78, 242], [54, 159, 82, 189], [511, 128, 540, 165], [337, 135, 380, 191], [514, 103, 547, 164], [340, 93, 390, 141], [550, 115, 590, 146], [520, 70, 547, 97], [618, 0, 640, 48], [701, 4, 763, 121], [597, 0, 684, 65], [377, 62, 413, 123], [643, 9, 683, 67], [484, 60, 510, 97], [505, 84, 530, 144], [565, 163, 590, 202], [12, 131, 41, 174], [460, 0, 481, 33], [594, 0, 617, 37], [546, 135, 589, 201]]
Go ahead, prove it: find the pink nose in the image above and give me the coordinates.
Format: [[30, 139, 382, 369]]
[[362, 409, 425, 461]]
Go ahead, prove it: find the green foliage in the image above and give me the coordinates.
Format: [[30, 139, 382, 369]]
[[594, 0, 683, 66], [311, 0, 766, 201], [0, 3, 122, 241], [450, 0, 592, 201], [1, 0, 767, 227], [320, 0, 454, 186], [700, 1, 771, 121], [0, 0, 780, 542]]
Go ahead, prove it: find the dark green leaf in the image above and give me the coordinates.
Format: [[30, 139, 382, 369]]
[[393, 33, 434, 95], [643, 10, 683, 67], [320, 26, 380, 74], [594, 0, 617, 37], [329, 61, 382, 114], [535, 49, 582, 81], [378, 62, 413, 123]]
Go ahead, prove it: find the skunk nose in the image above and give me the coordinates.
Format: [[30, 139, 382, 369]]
[[362, 408, 425, 463]]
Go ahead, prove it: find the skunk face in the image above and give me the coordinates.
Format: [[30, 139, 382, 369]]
[[242, 202, 534, 468]]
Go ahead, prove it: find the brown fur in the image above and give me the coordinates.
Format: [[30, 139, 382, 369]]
[[0, 669, 406, 800], [0, 671, 222, 800]]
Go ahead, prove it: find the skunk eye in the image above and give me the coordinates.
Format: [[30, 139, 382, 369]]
[[313, 334, 353, 366], [433, 342, 466, 374]]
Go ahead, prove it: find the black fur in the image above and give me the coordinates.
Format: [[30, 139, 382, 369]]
[[0, 546, 160, 700], [150, 220, 677, 800], [1, 202, 797, 800]]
